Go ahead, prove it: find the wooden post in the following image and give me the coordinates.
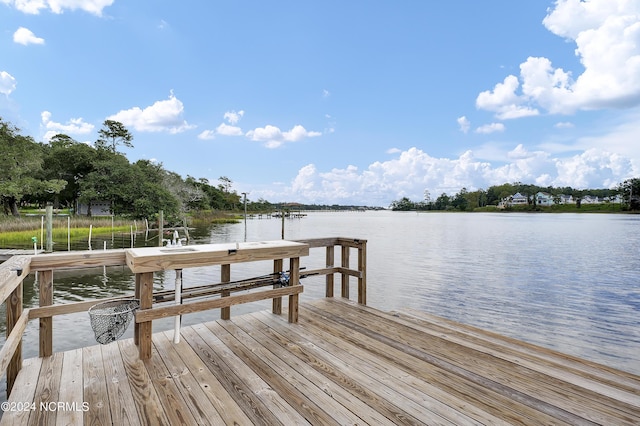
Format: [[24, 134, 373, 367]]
[[6, 281, 23, 396], [288, 257, 300, 323], [136, 272, 154, 359], [39, 269, 53, 357], [221, 264, 231, 320], [134, 273, 140, 345], [341, 245, 350, 299], [45, 204, 53, 252], [357, 240, 367, 305], [325, 246, 334, 297], [272, 258, 283, 314], [281, 209, 285, 239]]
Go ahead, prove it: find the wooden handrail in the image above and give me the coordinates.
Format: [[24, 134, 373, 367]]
[[0, 236, 367, 393]]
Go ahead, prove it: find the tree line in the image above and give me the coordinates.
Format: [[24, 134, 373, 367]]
[[391, 180, 640, 211], [0, 118, 271, 220]]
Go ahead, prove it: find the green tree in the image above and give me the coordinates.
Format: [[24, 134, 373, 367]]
[[390, 197, 415, 211], [452, 188, 469, 211], [40, 134, 97, 211], [0, 119, 66, 216], [433, 193, 451, 210], [619, 178, 640, 210], [95, 120, 133, 152]]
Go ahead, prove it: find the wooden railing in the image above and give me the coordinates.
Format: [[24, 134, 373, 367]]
[[0, 237, 366, 396]]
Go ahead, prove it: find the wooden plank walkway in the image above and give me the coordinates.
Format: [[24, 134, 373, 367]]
[[3, 298, 639, 425]]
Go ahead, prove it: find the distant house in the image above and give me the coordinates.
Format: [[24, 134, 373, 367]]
[[77, 201, 111, 216], [510, 192, 528, 205], [604, 194, 623, 204], [558, 194, 575, 204], [581, 195, 600, 204], [535, 192, 554, 206], [498, 192, 529, 208]]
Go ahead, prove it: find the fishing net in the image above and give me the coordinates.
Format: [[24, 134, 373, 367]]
[[88, 299, 140, 344]]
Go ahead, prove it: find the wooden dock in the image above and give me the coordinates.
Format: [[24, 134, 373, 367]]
[[3, 298, 639, 425], [0, 249, 41, 262]]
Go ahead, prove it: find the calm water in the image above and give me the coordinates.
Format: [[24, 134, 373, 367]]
[[2, 211, 639, 382]]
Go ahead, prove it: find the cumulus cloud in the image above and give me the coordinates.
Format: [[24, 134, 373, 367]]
[[13, 27, 45, 45], [457, 116, 470, 133], [246, 124, 321, 148], [554, 121, 574, 128], [216, 123, 243, 136], [40, 110, 94, 141], [198, 110, 244, 140], [386, 148, 401, 154], [475, 122, 505, 134], [477, 0, 640, 117], [252, 145, 635, 206], [108, 91, 193, 134], [2, 0, 113, 15], [0, 71, 17, 95], [197, 130, 215, 140], [476, 75, 540, 119], [223, 110, 244, 125]]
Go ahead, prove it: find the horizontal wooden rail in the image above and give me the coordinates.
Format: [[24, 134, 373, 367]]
[[135, 285, 303, 323], [0, 309, 29, 377], [28, 294, 136, 320], [29, 250, 127, 271]]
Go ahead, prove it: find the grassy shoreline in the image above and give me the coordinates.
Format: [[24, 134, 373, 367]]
[[0, 216, 138, 246]]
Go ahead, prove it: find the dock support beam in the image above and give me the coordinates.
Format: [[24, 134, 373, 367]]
[[135, 272, 154, 359], [288, 257, 300, 323], [325, 246, 334, 298], [272, 258, 283, 314], [39, 269, 53, 357], [221, 264, 231, 320]]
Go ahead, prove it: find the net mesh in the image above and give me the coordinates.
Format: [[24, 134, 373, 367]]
[[88, 299, 140, 345]]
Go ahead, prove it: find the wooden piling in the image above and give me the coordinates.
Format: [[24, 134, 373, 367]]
[[221, 264, 231, 320], [39, 270, 53, 357], [272, 258, 283, 314], [341, 245, 349, 299]]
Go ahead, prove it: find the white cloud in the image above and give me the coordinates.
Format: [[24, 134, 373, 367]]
[[478, 0, 640, 117], [108, 91, 194, 134], [216, 123, 243, 136], [197, 130, 215, 140], [457, 116, 470, 133], [246, 124, 321, 148], [475, 122, 505, 134], [13, 27, 45, 45], [223, 110, 244, 124], [386, 148, 401, 154], [322, 89, 330, 98], [0, 71, 17, 95], [476, 75, 540, 119], [554, 121, 574, 128], [40, 110, 94, 141], [2, 0, 113, 15]]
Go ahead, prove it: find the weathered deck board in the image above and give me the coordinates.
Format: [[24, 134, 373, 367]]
[[2, 298, 639, 425]]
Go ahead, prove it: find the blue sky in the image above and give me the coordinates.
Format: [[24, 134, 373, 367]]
[[2, 0, 639, 207]]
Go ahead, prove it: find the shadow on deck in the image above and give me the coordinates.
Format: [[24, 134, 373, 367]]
[[3, 298, 640, 425]]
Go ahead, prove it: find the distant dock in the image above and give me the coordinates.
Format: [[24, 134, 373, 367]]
[[0, 249, 42, 262]]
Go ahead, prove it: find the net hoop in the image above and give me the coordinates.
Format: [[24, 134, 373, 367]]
[[88, 299, 140, 345]]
